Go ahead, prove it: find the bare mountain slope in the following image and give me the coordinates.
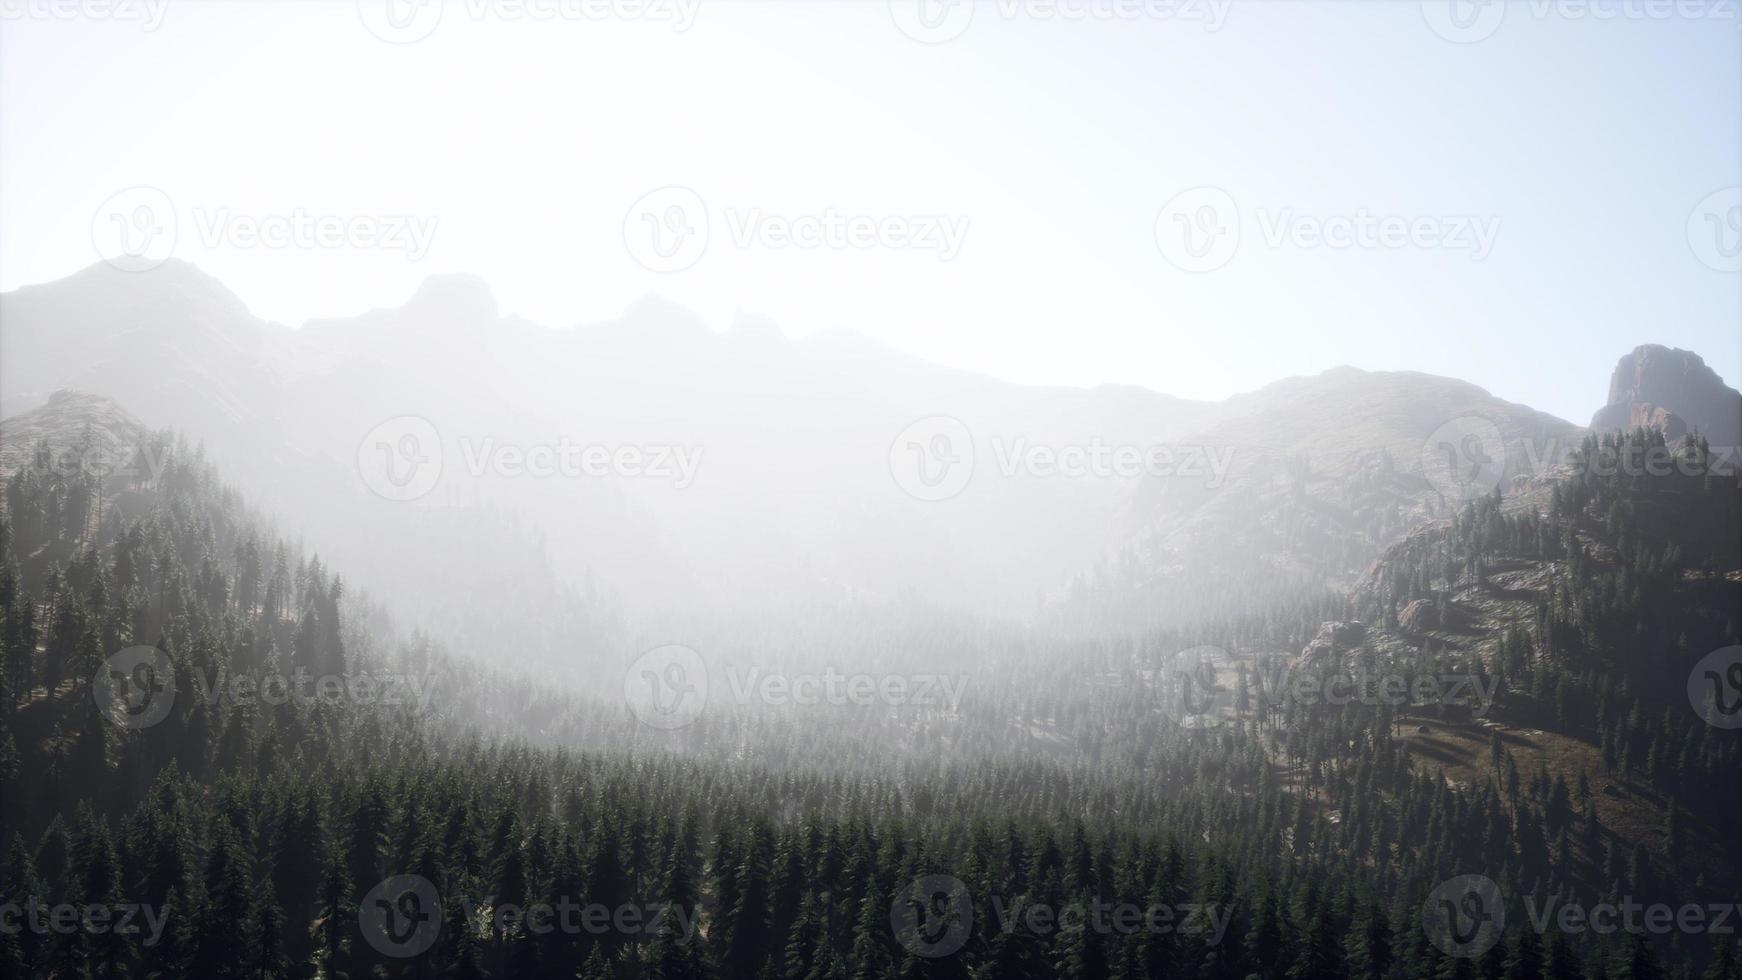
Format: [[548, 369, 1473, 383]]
[[1050, 367, 1583, 634]]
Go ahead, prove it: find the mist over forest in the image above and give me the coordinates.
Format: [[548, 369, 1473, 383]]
[[1, 3, 1740, 979]]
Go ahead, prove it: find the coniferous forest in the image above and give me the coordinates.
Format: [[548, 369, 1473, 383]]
[[3, 9, 1741, 978], [1, 414, 1739, 980]]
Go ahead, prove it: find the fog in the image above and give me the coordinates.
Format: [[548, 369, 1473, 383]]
[[1, 5, 1739, 980]]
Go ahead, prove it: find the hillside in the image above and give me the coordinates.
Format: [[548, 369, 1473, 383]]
[[3, 387, 1737, 979], [1347, 428, 1742, 882], [1050, 367, 1584, 634]]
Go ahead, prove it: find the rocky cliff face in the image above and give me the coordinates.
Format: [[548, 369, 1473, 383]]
[[1590, 345, 1741, 447]]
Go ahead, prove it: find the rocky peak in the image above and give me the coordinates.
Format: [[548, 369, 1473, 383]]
[[1590, 345, 1741, 447], [404, 272, 500, 327], [0, 390, 148, 482]]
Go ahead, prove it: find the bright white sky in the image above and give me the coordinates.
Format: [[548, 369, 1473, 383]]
[[2, 0, 1738, 422]]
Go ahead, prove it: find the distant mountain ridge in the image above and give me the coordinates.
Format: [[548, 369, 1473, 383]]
[[3, 260, 1733, 638], [0, 261, 1219, 622]]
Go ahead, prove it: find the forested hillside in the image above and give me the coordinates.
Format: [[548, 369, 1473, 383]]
[[1, 405, 1738, 978]]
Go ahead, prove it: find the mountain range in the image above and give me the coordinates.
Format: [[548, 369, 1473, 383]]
[[2, 261, 1737, 657]]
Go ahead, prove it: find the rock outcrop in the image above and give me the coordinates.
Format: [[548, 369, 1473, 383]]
[[1590, 345, 1741, 448], [1294, 620, 1366, 668]]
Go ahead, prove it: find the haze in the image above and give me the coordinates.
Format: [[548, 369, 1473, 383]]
[[3, 0, 1738, 423]]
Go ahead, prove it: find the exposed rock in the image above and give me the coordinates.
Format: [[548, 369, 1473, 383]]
[[1591, 345, 1741, 448], [0, 390, 147, 482], [1398, 599, 1436, 632], [1295, 620, 1366, 667], [1397, 597, 1472, 634]]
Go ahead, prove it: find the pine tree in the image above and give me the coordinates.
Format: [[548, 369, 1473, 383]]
[[1246, 890, 1284, 976], [2, 835, 44, 972], [250, 879, 288, 980], [1503, 929, 1543, 980], [140, 885, 194, 980], [188, 823, 255, 979], [578, 945, 613, 980], [1289, 908, 1343, 980], [1344, 893, 1392, 980], [1050, 908, 1109, 980], [312, 849, 352, 980]]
